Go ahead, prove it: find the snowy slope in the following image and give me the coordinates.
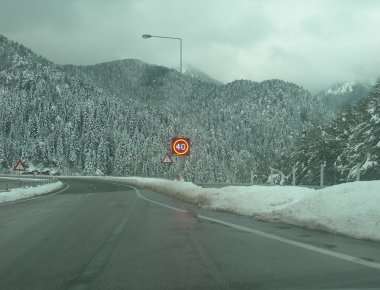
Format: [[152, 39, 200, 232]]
[[326, 81, 355, 95], [0, 181, 64, 203]]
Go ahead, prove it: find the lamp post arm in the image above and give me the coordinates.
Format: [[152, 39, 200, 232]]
[[142, 34, 183, 73], [149, 35, 182, 41]]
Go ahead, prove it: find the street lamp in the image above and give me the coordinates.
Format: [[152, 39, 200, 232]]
[[142, 34, 183, 73]]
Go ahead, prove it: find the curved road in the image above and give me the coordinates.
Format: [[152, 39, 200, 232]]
[[0, 178, 380, 290]]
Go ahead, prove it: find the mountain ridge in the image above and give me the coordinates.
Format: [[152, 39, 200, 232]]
[[0, 33, 328, 183]]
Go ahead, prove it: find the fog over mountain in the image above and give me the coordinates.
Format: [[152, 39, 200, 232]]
[[1, 0, 380, 91], [316, 81, 373, 112]]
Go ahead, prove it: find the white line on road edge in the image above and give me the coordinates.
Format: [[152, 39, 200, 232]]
[[121, 184, 188, 213], [136, 190, 188, 213], [198, 215, 380, 271], [109, 180, 380, 271]]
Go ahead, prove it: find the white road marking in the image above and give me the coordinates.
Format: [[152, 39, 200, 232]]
[[135, 189, 188, 213], [104, 180, 380, 271], [198, 215, 380, 271], [109, 182, 188, 213]]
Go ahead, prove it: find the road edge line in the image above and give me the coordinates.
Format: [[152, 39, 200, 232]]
[[108, 182, 188, 213], [197, 214, 380, 271], [95, 179, 380, 271]]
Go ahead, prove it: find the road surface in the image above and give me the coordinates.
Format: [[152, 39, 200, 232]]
[[0, 178, 380, 290]]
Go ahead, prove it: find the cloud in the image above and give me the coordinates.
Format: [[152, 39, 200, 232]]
[[1, 0, 380, 91]]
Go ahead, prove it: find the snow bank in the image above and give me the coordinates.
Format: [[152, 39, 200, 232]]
[[108, 177, 312, 212], [0, 177, 46, 182], [115, 177, 380, 242], [267, 181, 380, 241], [207, 185, 312, 215], [0, 181, 64, 203], [105, 177, 214, 206]]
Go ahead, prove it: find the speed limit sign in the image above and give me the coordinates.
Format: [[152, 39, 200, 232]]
[[171, 137, 191, 157]]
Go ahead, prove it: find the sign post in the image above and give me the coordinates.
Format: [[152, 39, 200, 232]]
[[292, 166, 296, 186], [320, 161, 326, 187], [170, 137, 191, 181]]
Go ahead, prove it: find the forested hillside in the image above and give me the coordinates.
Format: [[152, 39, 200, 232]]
[[0, 34, 328, 182], [316, 81, 371, 113], [289, 81, 380, 185]]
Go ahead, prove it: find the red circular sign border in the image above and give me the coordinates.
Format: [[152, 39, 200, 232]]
[[172, 138, 190, 156]]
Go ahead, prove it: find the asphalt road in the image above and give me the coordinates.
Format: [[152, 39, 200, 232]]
[[0, 178, 380, 290]]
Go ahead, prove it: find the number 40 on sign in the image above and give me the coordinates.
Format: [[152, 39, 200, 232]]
[[171, 137, 191, 157]]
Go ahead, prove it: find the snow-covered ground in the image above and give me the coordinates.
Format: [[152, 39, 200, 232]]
[[0, 176, 47, 182], [0, 181, 64, 203], [107, 177, 380, 242]]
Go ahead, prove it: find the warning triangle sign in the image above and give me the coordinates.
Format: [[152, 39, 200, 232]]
[[14, 160, 26, 171], [161, 153, 173, 164]]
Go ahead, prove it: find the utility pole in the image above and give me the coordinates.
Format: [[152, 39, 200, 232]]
[[179, 38, 183, 73], [320, 161, 326, 187], [292, 166, 296, 186], [143, 34, 186, 180]]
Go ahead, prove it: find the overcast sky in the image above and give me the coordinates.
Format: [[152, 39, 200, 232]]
[[1, 0, 380, 91]]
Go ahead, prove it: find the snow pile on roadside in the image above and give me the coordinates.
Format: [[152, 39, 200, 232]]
[[0, 181, 64, 203], [0, 177, 46, 182], [118, 177, 380, 241], [267, 181, 380, 241], [114, 177, 312, 211], [207, 185, 312, 215], [106, 177, 215, 205]]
